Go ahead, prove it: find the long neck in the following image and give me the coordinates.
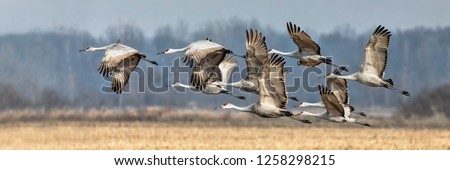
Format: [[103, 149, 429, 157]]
[[167, 47, 189, 54], [174, 83, 196, 90], [228, 104, 254, 112], [271, 49, 298, 57], [302, 111, 327, 119], [336, 73, 358, 81], [302, 101, 324, 108], [89, 45, 112, 51], [219, 80, 244, 88]]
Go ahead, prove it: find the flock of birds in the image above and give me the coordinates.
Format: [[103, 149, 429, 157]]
[[80, 22, 411, 127]]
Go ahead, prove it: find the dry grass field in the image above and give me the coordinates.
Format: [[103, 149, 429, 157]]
[[0, 122, 449, 150], [0, 107, 449, 150]]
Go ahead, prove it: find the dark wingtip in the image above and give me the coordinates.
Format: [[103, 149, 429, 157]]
[[281, 110, 293, 117], [237, 96, 246, 100], [349, 105, 355, 112], [402, 91, 410, 96], [385, 79, 394, 86], [339, 66, 349, 72], [289, 96, 299, 102], [225, 49, 233, 54], [151, 61, 159, 65], [301, 119, 312, 124]]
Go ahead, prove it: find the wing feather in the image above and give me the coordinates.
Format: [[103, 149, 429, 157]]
[[361, 25, 391, 78], [257, 54, 288, 108], [287, 22, 320, 55], [111, 54, 141, 93], [190, 48, 228, 89], [327, 68, 349, 105], [245, 29, 268, 85], [319, 85, 345, 117], [184, 40, 224, 67], [217, 56, 237, 83], [98, 44, 138, 77]]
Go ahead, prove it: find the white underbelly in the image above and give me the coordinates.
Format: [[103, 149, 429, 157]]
[[254, 105, 284, 118], [328, 116, 346, 123], [202, 85, 222, 94], [301, 54, 321, 62], [358, 74, 384, 87]]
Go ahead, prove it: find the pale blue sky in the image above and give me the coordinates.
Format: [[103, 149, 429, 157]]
[[1, 0, 449, 37]]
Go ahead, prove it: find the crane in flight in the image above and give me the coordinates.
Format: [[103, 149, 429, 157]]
[[297, 68, 366, 117], [324, 25, 410, 96], [268, 22, 347, 71], [169, 56, 245, 100], [209, 29, 299, 101], [79, 42, 158, 93], [216, 54, 311, 124], [157, 38, 232, 90], [299, 85, 371, 127]]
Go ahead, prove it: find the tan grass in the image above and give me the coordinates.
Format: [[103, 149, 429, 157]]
[[0, 122, 448, 150]]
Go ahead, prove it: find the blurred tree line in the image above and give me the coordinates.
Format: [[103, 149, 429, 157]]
[[397, 84, 450, 119], [0, 19, 449, 117]]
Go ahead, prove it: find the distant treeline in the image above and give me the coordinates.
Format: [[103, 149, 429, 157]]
[[397, 84, 450, 119], [0, 19, 449, 115]]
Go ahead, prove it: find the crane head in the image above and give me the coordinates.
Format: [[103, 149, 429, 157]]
[[325, 72, 339, 79], [208, 80, 225, 87], [156, 49, 168, 55], [221, 102, 233, 108], [79, 47, 93, 52], [214, 102, 231, 110], [294, 102, 305, 108], [318, 72, 336, 79], [170, 82, 181, 87], [157, 48, 181, 55]]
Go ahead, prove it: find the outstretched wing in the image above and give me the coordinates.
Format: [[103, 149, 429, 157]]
[[287, 22, 320, 55], [319, 85, 345, 117], [98, 44, 138, 77], [245, 29, 268, 84], [258, 54, 288, 109], [327, 68, 349, 105], [190, 48, 228, 90], [111, 54, 141, 93], [183, 40, 225, 67], [218, 56, 237, 83], [360, 25, 391, 78]]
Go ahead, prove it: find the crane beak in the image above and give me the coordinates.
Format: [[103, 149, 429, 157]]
[[229, 53, 245, 58], [156, 51, 165, 55], [149, 60, 158, 65], [236, 55, 245, 59], [141, 58, 159, 65]]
